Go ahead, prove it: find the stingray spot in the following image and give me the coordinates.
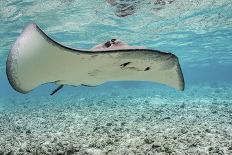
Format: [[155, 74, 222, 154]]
[[144, 67, 150, 71], [81, 84, 96, 87], [120, 62, 131, 67], [104, 41, 111, 48]]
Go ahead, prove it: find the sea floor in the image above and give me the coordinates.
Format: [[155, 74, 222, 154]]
[[0, 83, 232, 155]]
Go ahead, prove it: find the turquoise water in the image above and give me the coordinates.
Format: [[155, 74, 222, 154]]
[[0, 0, 232, 154]]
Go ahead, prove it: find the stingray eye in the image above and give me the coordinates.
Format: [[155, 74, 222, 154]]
[[111, 39, 116, 43], [104, 41, 111, 48]]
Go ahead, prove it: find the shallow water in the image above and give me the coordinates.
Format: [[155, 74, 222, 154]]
[[0, 0, 232, 154]]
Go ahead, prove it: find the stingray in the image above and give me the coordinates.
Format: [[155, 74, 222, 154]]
[[6, 23, 185, 95]]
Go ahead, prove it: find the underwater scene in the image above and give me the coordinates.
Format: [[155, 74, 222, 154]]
[[0, 0, 232, 154]]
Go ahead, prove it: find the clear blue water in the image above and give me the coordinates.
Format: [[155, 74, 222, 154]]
[[1, 0, 232, 89], [0, 0, 232, 154]]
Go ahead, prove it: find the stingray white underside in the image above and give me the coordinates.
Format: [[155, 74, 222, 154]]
[[6, 23, 184, 93]]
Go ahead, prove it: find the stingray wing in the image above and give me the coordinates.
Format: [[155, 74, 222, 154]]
[[6, 23, 185, 94]]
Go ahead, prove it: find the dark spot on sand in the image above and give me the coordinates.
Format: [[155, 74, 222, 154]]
[[121, 122, 126, 126], [106, 139, 114, 145], [26, 129, 31, 135], [180, 128, 188, 134], [18, 148, 23, 152], [180, 102, 185, 108], [152, 144, 161, 149], [228, 146, 232, 150], [93, 126, 101, 131], [208, 146, 224, 154], [164, 147, 173, 154], [144, 138, 154, 144], [205, 128, 211, 133], [106, 122, 113, 126], [112, 127, 123, 132], [144, 100, 149, 103], [6, 151, 12, 155], [208, 147, 213, 151], [162, 117, 171, 120], [67, 149, 75, 155], [211, 110, 218, 114]]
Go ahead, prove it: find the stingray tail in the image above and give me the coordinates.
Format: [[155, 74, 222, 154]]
[[50, 85, 64, 95]]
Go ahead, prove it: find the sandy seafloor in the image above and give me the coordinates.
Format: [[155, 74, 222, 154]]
[[0, 82, 232, 155]]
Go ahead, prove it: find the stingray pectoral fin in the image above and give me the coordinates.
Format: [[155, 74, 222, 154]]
[[6, 23, 185, 94]]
